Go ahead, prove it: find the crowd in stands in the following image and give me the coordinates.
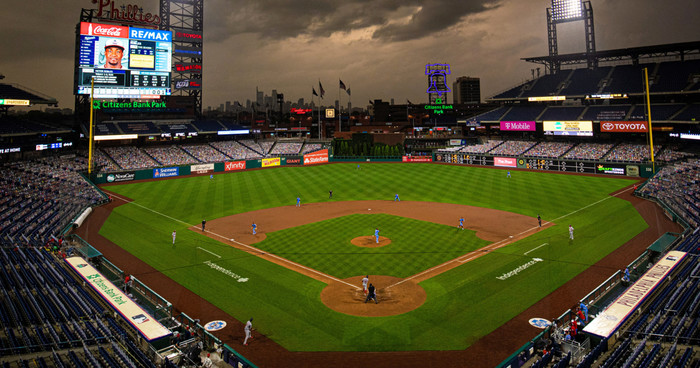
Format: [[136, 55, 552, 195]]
[[92, 148, 121, 172], [603, 143, 661, 162], [489, 140, 537, 156], [300, 143, 323, 154], [524, 142, 574, 158], [101, 146, 159, 170], [0, 157, 105, 245], [143, 146, 199, 166], [655, 147, 696, 162], [561, 143, 614, 160], [210, 140, 259, 160], [639, 159, 700, 228], [450, 140, 502, 154], [270, 142, 302, 155], [181, 144, 230, 163], [237, 139, 266, 158]]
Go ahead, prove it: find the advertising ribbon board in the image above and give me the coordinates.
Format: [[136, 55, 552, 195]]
[[600, 121, 648, 133], [402, 156, 433, 162], [191, 164, 214, 173], [494, 157, 517, 168], [153, 167, 179, 178], [224, 161, 246, 171]]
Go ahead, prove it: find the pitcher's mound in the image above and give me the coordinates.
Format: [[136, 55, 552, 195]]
[[321, 275, 426, 317], [351, 236, 391, 247]]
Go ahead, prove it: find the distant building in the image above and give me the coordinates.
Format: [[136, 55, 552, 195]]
[[452, 76, 481, 104]]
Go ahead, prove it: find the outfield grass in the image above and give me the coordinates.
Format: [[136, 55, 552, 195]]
[[100, 163, 647, 351]]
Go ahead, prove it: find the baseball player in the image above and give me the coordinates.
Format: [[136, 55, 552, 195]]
[[458, 217, 464, 230], [243, 318, 253, 346], [172, 230, 176, 245], [569, 225, 574, 240], [537, 214, 542, 227], [374, 228, 380, 243], [507, 171, 511, 178], [394, 193, 400, 202], [364, 283, 378, 304], [252, 222, 257, 235], [210, 174, 213, 180], [329, 190, 333, 199], [201, 219, 206, 232], [361, 275, 369, 295], [296, 196, 301, 207]]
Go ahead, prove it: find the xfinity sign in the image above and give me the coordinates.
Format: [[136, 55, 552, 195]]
[[601, 121, 648, 133]]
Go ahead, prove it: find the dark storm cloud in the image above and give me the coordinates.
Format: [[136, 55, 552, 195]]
[[207, 0, 500, 42]]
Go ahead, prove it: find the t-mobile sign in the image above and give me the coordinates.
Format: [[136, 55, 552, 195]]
[[500, 121, 536, 131]]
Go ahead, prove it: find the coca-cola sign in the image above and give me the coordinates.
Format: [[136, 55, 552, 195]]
[[80, 22, 129, 38], [600, 121, 648, 133], [92, 0, 161, 26]]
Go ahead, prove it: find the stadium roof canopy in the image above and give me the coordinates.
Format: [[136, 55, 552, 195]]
[[522, 41, 700, 67], [0, 83, 58, 108]]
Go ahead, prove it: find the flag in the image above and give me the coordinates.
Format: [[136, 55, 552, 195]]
[[346, 88, 351, 96], [339, 79, 346, 90], [319, 81, 325, 99], [312, 87, 318, 96]]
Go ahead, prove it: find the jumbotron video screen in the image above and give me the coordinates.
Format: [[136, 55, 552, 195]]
[[76, 22, 172, 99]]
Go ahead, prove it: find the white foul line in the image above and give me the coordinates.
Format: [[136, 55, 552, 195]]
[[524, 243, 549, 255], [108, 193, 359, 290], [387, 186, 636, 289], [196, 246, 221, 259]]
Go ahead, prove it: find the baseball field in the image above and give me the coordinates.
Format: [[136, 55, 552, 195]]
[[98, 163, 647, 352]]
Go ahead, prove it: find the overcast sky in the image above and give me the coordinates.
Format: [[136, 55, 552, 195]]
[[1, 0, 698, 110]]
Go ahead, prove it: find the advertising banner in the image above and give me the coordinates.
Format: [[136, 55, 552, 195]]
[[106, 172, 136, 182], [191, 164, 214, 173], [595, 163, 626, 176], [494, 157, 517, 168], [600, 121, 648, 133], [402, 156, 433, 162], [303, 149, 329, 165], [224, 161, 246, 171], [500, 121, 536, 131], [449, 139, 464, 146], [262, 157, 281, 168], [583, 251, 686, 339], [284, 156, 303, 165], [153, 167, 179, 178], [543, 121, 593, 136]]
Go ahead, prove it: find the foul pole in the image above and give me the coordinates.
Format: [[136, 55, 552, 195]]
[[88, 77, 95, 176], [643, 68, 655, 172]]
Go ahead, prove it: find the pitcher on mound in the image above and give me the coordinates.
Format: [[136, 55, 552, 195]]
[[362, 275, 369, 295]]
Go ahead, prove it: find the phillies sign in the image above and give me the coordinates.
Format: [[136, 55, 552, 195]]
[[601, 121, 648, 133], [92, 0, 161, 26]]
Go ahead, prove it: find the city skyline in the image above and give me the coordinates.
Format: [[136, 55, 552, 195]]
[[0, 0, 698, 112]]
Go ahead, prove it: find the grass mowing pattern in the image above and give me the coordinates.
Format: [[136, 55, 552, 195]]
[[256, 213, 490, 278], [100, 163, 647, 351]]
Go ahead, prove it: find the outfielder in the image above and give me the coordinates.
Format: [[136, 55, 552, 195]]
[[172, 230, 176, 245], [569, 225, 574, 240]]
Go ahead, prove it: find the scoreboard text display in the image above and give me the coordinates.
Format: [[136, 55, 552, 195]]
[[436, 154, 637, 176], [76, 22, 172, 99]]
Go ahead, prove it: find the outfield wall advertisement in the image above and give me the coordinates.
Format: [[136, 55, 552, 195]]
[[494, 157, 517, 168], [303, 149, 329, 165], [402, 156, 433, 162], [262, 157, 281, 167], [153, 167, 179, 178], [224, 161, 246, 171]]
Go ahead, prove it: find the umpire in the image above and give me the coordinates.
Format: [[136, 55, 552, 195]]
[[364, 283, 378, 304]]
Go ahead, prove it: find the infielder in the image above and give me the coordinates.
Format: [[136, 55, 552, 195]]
[[243, 318, 253, 345], [374, 228, 380, 243], [458, 217, 464, 230], [361, 275, 369, 295], [569, 225, 574, 240], [172, 230, 176, 245], [252, 222, 257, 235], [394, 193, 400, 202], [296, 196, 301, 207]]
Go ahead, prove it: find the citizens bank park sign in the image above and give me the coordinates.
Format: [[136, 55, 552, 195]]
[[601, 121, 648, 133]]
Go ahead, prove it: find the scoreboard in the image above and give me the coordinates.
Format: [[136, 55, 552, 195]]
[[436, 153, 638, 176]]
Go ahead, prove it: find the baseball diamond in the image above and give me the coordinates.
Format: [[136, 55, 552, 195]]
[[78, 162, 674, 366]]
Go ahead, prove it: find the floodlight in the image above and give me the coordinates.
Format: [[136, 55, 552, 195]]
[[551, 0, 583, 21]]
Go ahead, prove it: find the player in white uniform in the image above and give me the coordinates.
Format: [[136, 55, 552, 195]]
[[362, 275, 369, 295], [172, 230, 176, 245], [243, 318, 253, 345], [569, 225, 574, 240]]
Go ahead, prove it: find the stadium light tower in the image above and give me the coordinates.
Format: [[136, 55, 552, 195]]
[[546, 0, 597, 73]]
